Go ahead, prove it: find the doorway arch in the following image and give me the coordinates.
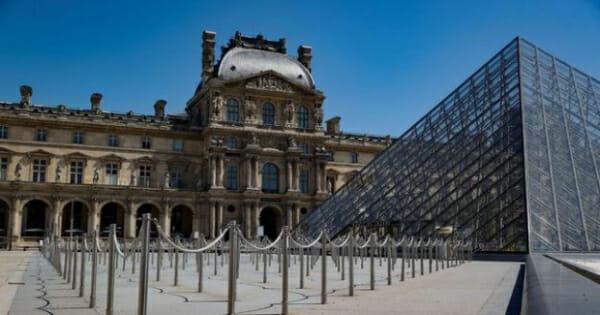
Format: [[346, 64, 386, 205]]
[[100, 202, 125, 237], [171, 205, 193, 239], [259, 207, 283, 241], [0, 199, 8, 248], [136, 203, 160, 236], [21, 199, 50, 237], [61, 201, 89, 236]]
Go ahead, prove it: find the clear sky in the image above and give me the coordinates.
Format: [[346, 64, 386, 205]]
[[1, 0, 599, 136]]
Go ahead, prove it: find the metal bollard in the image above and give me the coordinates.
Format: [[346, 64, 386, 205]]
[[321, 232, 327, 304], [299, 246, 304, 289], [428, 241, 433, 273], [80, 234, 87, 298], [420, 241, 424, 276], [106, 225, 117, 315], [263, 249, 268, 283], [214, 245, 218, 276], [387, 241, 392, 285], [64, 239, 69, 280], [137, 214, 151, 315], [197, 249, 203, 292], [72, 237, 79, 290], [401, 242, 406, 282], [349, 235, 354, 296], [411, 242, 416, 278], [227, 223, 237, 315], [174, 249, 179, 286], [281, 227, 289, 315], [341, 245, 345, 281], [156, 240, 161, 281], [90, 230, 98, 309], [370, 235, 375, 290]]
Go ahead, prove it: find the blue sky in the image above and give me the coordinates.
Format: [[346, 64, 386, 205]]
[[1, 1, 599, 136]]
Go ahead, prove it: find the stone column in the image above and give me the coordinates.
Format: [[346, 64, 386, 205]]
[[89, 199, 100, 233], [125, 201, 136, 239], [286, 204, 293, 228], [252, 202, 259, 239], [246, 158, 252, 189], [293, 204, 300, 227], [208, 200, 216, 238], [321, 164, 327, 193], [217, 156, 225, 187], [287, 161, 293, 191], [315, 163, 322, 193], [192, 205, 201, 238], [294, 161, 300, 190], [160, 205, 171, 238], [210, 156, 217, 187], [216, 201, 223, 233], [10, 197, 22, 247], [244, 202, 252, 238], [253, 159, 259, 188], [52, 198, 62, 237]]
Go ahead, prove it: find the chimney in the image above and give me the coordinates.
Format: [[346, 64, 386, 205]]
[[154, 99, 167, 119], [202, 31, 216, 84], [19, 85, 32, 108], [298, 45, 312, 72], [326, 116, 341, 134], [90, 93, 102, 113]]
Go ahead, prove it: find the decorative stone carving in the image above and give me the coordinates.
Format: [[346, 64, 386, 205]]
[[164, 171, 171, 188], [55, 164, 62, 182], [211, 93, 223, 121], [154, 99, 167, 119], [284, 101, 294, 125], [287, 136, 297, 148], [245, 75, 294, 93], [92, 168, 100, 184], [14, 162, 22, 180], [244, 98, 257, 122], [248, 133, 259, 146], [130, 170, 137, 186], [210, 135, 224, 147], [19, 85, 32, 109], [313, 107, 323, 126], [90, 93, 102, 114]]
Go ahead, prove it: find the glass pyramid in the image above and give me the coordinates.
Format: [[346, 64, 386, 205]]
[[300, 38, 600, 252]]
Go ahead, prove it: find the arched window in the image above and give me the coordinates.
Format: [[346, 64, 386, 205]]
[[262, 102, 275, 126], [262, 163, 279, 193], [226, 98, 240, 122], [297, 105, 309, 129]]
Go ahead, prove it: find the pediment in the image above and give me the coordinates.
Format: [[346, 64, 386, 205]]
[[225, 71, 322, 96], [63, 151, 91, 160], [99, 153, 125, 162]]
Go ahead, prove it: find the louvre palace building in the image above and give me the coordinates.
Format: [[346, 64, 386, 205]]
[[0, 31, 391, 249]]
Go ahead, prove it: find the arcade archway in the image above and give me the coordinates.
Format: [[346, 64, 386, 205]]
[[136, 203, 160, 235], [171, 205, 193, 239], [100, 202, 125, 237], [259, 207, 283, 241], [21, 199, 49, 237], [0, 199, 8, 248], [61, 201, 89, 236]]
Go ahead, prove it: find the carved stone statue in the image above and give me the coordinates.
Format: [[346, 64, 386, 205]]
[[211, 93, 223, 121], [244, 98, 257, 122], [55, 164, 62, 182], [210, 136, 224, 147], [19, 85, 32, 108], [164, 171, 171, 188], [93, 168, 100, 185], [248, 133, 259, 146], [284, 101, 294, 124], [287, 136, 297, 148], [130, 170, 137, 186], [14, 162, 22, 180], [313, 107, 323, 125]]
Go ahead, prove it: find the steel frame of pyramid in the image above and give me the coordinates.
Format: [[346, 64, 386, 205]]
[[300, 38, 600, 252]]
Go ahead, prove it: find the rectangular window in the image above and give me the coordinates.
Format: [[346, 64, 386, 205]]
[[172, 139, 184, 152], [226, 137, 238, 149], [108, 134, 119, 147], [33, 159, 47, 182], [70, 161, 84, 184], [0, 157, 7, 180], [0, 125, 8, 139], [299, 143, 310, 154], [138, 165, 152, 187], [300, 169, 309, 193], [36, 128, 47, 142], [169, 166, 184, 188], [351, 152, 359, 164], [72, 131, 84, 144], [225, 165, 238, 190], [141, 136, 152, 149], [105, 163, 119, 185]]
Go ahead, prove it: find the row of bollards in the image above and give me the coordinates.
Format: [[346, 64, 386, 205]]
[[42, 215, 473, 315]]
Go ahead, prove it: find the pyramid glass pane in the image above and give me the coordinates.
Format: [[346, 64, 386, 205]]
[[301, 38, 600, 253]]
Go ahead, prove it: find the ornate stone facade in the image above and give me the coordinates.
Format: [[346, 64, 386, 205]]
[[0, 31, 391, 249]]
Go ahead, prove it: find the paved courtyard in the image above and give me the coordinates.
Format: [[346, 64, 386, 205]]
[[2, 250, 521, 315]]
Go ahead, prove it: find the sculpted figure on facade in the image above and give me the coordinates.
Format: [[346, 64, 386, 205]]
[[284, 101, 294, 125], [164, 171, 171, 188], [244, 98, 257, 122], [211, 93, 223, 121], [93, 168, 100, 184], [287, 136, 297, 149], [248, 132, 260, 146], [130, 170, 137, 186], [55, 164, 62, 182], [313, 106, 323, 126], [14, 162, 22, 180]]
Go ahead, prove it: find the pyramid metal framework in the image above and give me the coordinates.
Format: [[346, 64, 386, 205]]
[[300, 38, 600, 252]]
